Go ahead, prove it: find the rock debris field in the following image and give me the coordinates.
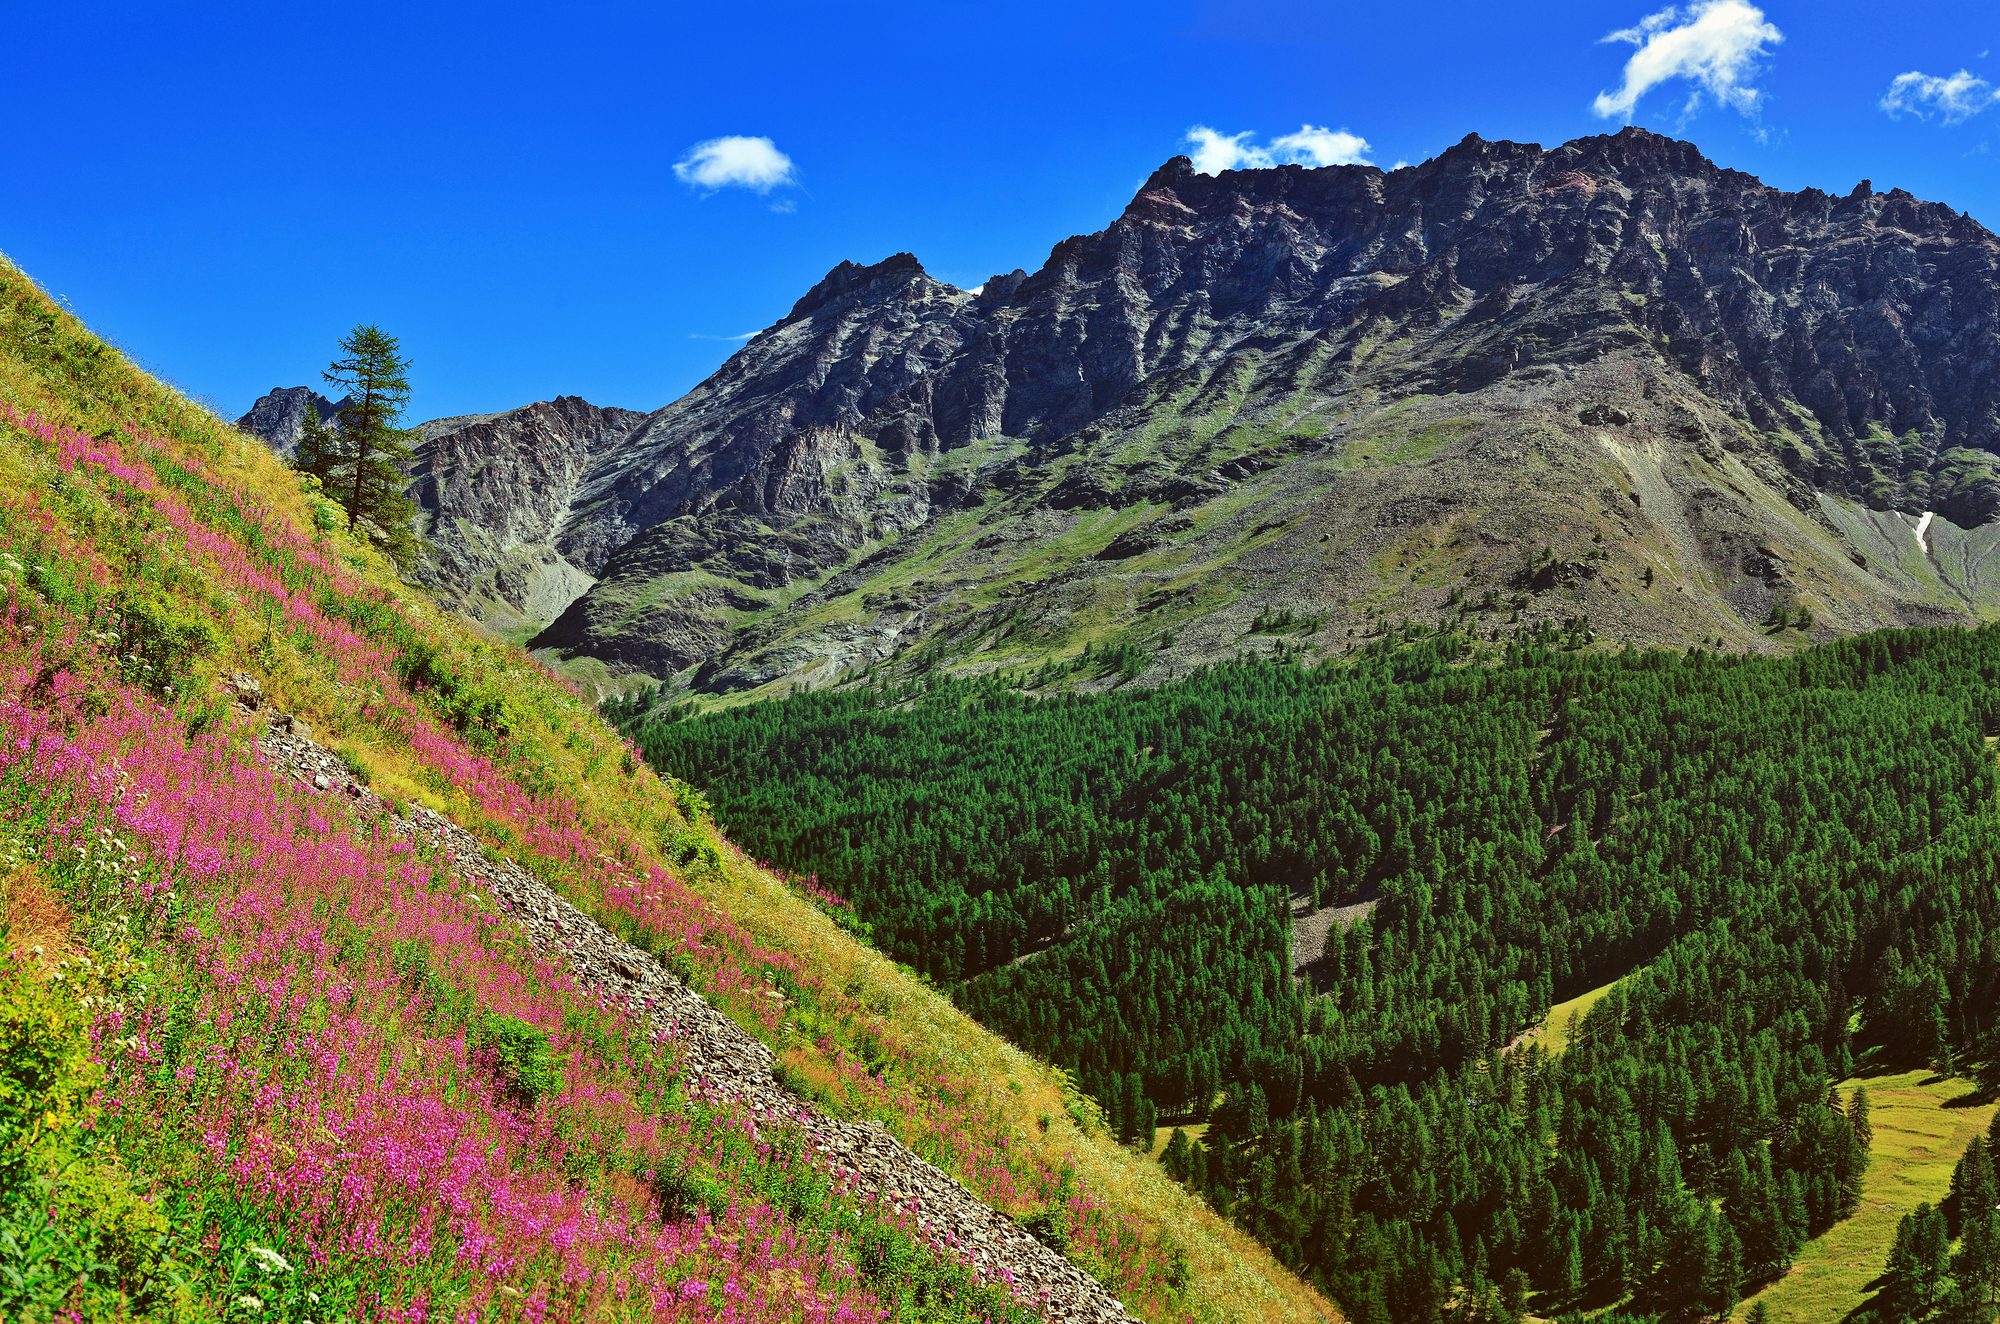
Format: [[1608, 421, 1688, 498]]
[[254, 716, 1131, 1323]]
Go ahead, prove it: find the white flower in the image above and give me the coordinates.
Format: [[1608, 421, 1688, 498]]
[[235, 1294, 264, 1313], [247, 1245, 292, 1274]]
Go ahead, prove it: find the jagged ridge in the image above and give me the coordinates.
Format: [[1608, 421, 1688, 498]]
[[250, 128, 2000, 692]]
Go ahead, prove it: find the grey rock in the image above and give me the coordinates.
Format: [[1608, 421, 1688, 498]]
[[236, 387, 349, 460]]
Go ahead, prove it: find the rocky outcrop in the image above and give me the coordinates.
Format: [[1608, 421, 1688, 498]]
[[236, 386, 349, 459]]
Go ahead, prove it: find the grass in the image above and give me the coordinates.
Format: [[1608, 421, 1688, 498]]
[[1514, 977, 1620, 1055], [1338, 414, 1479, 471], [1152, 1122, 1210, 1159], [1733, 1067, 1998, 1323]]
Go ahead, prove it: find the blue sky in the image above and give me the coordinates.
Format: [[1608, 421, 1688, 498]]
[[5, 1, 2000, 422]]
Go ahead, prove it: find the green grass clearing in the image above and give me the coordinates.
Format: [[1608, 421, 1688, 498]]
[[1513, 978, 1620, 1056], [1733, 1067, 1997, 1323], [1152, 1122, 1210, 1160]]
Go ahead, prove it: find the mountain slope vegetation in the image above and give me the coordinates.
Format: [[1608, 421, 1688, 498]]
[[0, 252, 1332, 1322], [625, 624, 2000, 1321]]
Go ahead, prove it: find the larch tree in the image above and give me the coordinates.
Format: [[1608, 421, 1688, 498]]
[[301, 324, 420, 568]]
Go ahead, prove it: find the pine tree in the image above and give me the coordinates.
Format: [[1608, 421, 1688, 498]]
[[1559, 1225, 1584, 1304], [305, 323, 419, 567], [1709, 1216, 1745, 1321], [1852, 1086, 1874, 1150], [1888, 1210, 1920, 1307], [1840, 1110, 1871, 1218]]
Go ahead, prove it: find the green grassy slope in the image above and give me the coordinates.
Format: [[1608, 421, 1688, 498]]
[[1512, 977, 1621, 1057]]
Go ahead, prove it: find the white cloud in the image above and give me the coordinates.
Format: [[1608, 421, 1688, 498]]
[[1880, 69, 2000, 123], [1183, 123, 1372, 174], [1186, 127, 1266, 174], [687, 331, 758, 342], [1270, 125, 1373, 167], [673, 135, 798, 194], [1592, 1, 1782, 121]]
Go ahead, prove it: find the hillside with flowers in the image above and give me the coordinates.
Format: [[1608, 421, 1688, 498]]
[[0, 251, 1336, 1323]]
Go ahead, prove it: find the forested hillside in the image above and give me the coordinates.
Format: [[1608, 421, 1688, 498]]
[[626, 629, 2000, 1321]]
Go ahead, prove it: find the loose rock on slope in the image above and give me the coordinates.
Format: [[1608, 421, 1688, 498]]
[[253, 722, 1132, 1323]]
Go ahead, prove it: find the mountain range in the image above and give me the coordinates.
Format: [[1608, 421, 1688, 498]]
[[241, 126, 2000, 693]]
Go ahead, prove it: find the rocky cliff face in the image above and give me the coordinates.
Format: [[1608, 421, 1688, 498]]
[[236, 386, 349, 459], [407, 397, 647, 638], [247, 128, 2000, 690], [237, 389, 648, 637]]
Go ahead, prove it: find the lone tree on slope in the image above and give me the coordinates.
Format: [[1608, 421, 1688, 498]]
[[295, 324, 419, 568]]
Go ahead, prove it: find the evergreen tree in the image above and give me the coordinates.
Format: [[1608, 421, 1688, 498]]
[[1886, 1203, 1953, 1320], [1558, 1226, 1583, 1305], [1840, 1109, 1872, 1218], [1709, 1217, 1745, 1321], [303, 323, 419, 567], [293, 403, 339, 490], [1162, 1127, 1191, 1182], [1951, 1140, 2000, 1322]]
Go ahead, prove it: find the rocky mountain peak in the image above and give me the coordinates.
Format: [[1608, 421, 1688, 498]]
[[238, 129, 2000, 695], [1140, 155, 1198, 191], [784, 252, 935, 323], [236, 385, 349, 458]]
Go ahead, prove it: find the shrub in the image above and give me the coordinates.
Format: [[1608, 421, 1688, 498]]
[[0, 957, 172, 1316], [331, 743, 371, 784], [651, 1162, 728, 1223], [113, 582, 220, 694], [0, 956, 102, 1190], [393, 638, 511, 744], [479, 1013, 560, 1108], [663, 949, 700, 985], [663, 822, 722, 871]]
